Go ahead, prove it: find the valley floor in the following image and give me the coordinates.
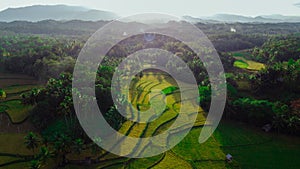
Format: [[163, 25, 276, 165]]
[[0, 72, 299, 169]]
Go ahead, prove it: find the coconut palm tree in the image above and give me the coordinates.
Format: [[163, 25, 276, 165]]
[[53, 133, 71, 166], [25, 132, 39, 153], [37, 146, 51, 164], [29, 160, 41, 169], [73, 138, 84, 154]]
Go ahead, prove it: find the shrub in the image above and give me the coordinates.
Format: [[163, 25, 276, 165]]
[[232, 98, 275, 125], [0, 89, 6, 99]]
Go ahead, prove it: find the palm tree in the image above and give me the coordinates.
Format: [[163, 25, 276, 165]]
[[53, 133, 71, 166], [41, 136, 49, 147], [25, 132, 39, 153], [29, 160, 41, 169], [73, 138, 84, 154], [37, 146, 51, 164]]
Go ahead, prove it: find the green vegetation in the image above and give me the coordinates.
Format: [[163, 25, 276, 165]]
[[161, 86, 179, 95], [234, 60, 249, 69], [24, 132, 40, 152], [216, 122, 300, 169], [251, 59, 300, 94], [252, 36, 300, 63], [171, 128, 226, 168], [0, 89, 6, 99], [1, 100, 34, 123], [231, 98, 276, 124], [0, 35, 80, 80], [0, 105, 8, 112], [0, 20, 299, 169], [4, 85, 40, 95], [152, 152, 193, 169], [0, 72, 40, 123], [128, 154, 163, 168], [233, 56, 265, 71]]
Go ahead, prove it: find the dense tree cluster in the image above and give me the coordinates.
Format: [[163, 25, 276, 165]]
[[0, 35, 83, 80], [251, 36, 300, 63], [251, 59, 300, 95], [217, 35, 300, 134], [210, 33, 267, 52]]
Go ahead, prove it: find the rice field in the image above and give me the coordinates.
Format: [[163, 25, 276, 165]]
[[99, 71, 227, 168], [2, 71, 298, 169], [0, 73, 40, 123], [0, 73, 41, 168], [232, 51, 266, 71]]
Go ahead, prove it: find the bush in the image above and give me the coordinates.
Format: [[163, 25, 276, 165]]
[[251, 36, 300, 63], [251, 59, 300, 95], [230, 97, 299, 135], [0, 89, 6, 99], [273, 101, 300, 135], [232, 98, 275, 125]]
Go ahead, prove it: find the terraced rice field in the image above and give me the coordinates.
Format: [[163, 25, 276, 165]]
[[8, 71, 292, 169], [0, 100, 34, 123], [0, 73, 38, 88], [3, 71, 293, 169], [0, 73, 41, 123], [0, 73, 41, 168], [82, 71, 228, 169]]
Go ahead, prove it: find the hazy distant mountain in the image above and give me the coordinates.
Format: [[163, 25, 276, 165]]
[[182, 16, 219, 24], [184, 14, 300, 23], [0, 5, 118, 22], [261, 14, 300, 22], [1, 5, 300, 23]]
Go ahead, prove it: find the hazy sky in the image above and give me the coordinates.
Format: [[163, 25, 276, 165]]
[[0, 0, 300, 17]]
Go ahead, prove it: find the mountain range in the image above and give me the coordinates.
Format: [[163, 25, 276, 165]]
[[0, 5, 300, 23], [0, 5, 118, 22], [183, 14, 300, 23]]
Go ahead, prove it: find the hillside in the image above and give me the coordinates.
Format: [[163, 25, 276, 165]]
[[0, 5, 118, 22]]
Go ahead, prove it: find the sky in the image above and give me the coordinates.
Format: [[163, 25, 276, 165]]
[[0, 0, 300, 17]]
